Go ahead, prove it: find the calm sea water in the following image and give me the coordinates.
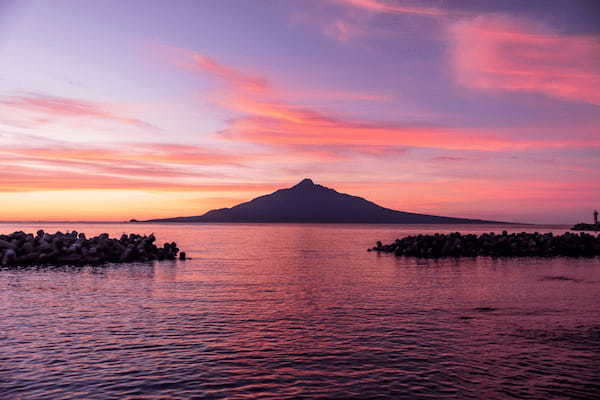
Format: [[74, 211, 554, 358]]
[[1, 223, 599, 399]]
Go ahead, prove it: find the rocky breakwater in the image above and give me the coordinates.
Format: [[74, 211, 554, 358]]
[[571, 223, 600, 232], [369, 231, 600, 258], [0, 230, 186, 267]]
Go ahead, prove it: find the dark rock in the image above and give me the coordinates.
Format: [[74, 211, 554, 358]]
[[370, 231, 600, 258], [0, 231, 184, 268], [571, 223, 600, 232], [2, 249, 17, 265]]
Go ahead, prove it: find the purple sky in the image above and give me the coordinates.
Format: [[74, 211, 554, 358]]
[[0, 0, 599, 223]]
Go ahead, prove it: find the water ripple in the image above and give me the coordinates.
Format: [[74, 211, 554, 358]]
[[1, 223, 600, 399]]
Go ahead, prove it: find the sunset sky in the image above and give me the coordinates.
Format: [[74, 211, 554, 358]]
[[1, 0, 599, 223]]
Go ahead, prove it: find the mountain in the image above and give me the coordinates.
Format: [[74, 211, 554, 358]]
[[141, 178, 506, 224]]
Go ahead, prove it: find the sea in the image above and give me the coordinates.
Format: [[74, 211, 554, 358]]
[[1, 223, 599, 399]]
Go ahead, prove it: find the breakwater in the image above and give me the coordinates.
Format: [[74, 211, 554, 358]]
[[369, 231, 600, 258], [571, 223, 600, 232], [0, 230, 184, 267]]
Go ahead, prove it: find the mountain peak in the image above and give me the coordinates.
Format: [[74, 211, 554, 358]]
[[145, 178, 507, 224], [294, 178, 315, 188]]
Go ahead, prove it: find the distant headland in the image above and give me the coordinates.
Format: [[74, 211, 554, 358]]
[[136, 178, 510, 224]]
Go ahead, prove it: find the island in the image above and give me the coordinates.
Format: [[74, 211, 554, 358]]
[[139, 178, 508, 224]]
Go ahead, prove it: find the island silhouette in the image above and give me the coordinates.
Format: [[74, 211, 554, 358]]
[[140, 178, 506, 224]]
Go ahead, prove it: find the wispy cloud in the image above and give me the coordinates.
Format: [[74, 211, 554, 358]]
[[332, 0, 449, 17], [188, 53, 269, 93], [0, 141, 247, 192], [166, 47, 600, 152], [0, 93, 160, 130], [0, 165, 201, 192], [323, 18, 370, 42], [1, 142, 245, 166], [150, 44, 269, 94], [0, 136, 354, 193], [449, 15, 600, 106], [0, 164, 282, 193], [294, 0, 452, 45], [431, 156, 466, 162]]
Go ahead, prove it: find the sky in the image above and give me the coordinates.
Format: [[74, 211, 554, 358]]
[[0, 0, 599, 223]]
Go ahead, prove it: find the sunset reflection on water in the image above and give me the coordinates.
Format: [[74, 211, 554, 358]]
[[1, 223, 599, 399]]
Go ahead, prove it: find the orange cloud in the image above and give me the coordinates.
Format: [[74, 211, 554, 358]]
[[0, 163, 282, 193], [0, 94, 159, 130], [0, 138, 352, 195], [0, 142, 236, 194], [449, 15, 600, 105]]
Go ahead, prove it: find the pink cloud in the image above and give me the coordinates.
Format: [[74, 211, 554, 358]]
[[449, 15, 600, 105], [0, 164, 281, 193], [294, 1, 453, 45], [150, 44, 269, 94], [160, 47, 600, 153], [0, 138, 353, 193], [0, 94, 159, 130], [252, 121, 595, 150], [286, 89, 391, 102], [1, 143, 244, 166], [0, 142, 243, 191], [332, 0, 448, 17], [189, 53, 269, 93], [432, 156, 466, 162], [220, 96, 600, 151], [323, 18, 369, 42]]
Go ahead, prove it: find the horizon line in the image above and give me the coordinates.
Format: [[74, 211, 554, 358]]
[[0, 220, 570, 227]]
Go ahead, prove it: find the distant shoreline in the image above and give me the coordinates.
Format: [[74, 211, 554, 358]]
[[1, 221, 567, 228], [0, 221, 126, 224], [133, 220, 524, 225]]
